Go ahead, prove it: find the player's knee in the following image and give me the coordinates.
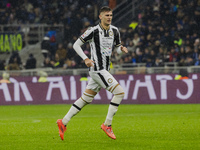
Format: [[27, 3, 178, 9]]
[[111, 92, 124, 104], [110, 84, 125, 104], [110, 84, 125, 96], [81, 92, 96, 104], [114, 92, 125, 99]]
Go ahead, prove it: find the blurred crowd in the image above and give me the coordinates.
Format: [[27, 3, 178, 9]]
[[1, 0, 200, 70], [117, 0, 200, 68]]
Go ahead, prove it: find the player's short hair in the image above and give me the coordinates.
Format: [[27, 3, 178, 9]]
[[100, 6, 112, 14]]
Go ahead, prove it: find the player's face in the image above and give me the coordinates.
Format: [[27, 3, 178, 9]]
[[99, 11, 113, 26]]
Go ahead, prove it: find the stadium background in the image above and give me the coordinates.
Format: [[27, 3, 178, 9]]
[[1, 0, 200, 74], [0, 0, 200, 104], [0, 1, 200, 150]]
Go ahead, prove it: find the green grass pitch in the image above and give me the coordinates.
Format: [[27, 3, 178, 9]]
[[0, 104, 200, 150]]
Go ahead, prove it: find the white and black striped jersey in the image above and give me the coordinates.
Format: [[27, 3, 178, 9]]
[[80, 23, 121, 71]]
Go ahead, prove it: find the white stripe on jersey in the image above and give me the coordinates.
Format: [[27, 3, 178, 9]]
[[80, 23, 121, 71]]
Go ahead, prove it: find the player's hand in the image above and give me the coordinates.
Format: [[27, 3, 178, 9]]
[[121, 46, 128, 53], [84, 58, 95, 67]]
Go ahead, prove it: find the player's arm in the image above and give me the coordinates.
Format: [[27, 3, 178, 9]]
[[73, 39, 95, 67], [114, 28, 128, 54], [115, 45, 128, 54]]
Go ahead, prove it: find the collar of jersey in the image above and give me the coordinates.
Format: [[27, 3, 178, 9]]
[[99, 23, 110, 31]]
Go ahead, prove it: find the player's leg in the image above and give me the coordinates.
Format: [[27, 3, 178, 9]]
[[101, 83, 124, 140], [104, 83, 124, 126], [57, 78, 100, 140], [90, 70, 125, 139], [62, 89, 97, 126], [57, 89, 96, 140], [90, 70, 125, 126]]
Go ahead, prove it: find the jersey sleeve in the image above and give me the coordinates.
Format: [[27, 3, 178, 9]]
[[73, 39, 88, 60], [114, 28, 121, 47], [79, 27, 94, 43]]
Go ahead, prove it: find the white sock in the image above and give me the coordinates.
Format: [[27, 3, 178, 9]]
[[62, 98, 87, 125], [104, 104, 118, 126], [104, 84, 124, 126]]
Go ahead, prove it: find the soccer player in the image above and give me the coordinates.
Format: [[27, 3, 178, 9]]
[[57, 6, 128, 140]]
